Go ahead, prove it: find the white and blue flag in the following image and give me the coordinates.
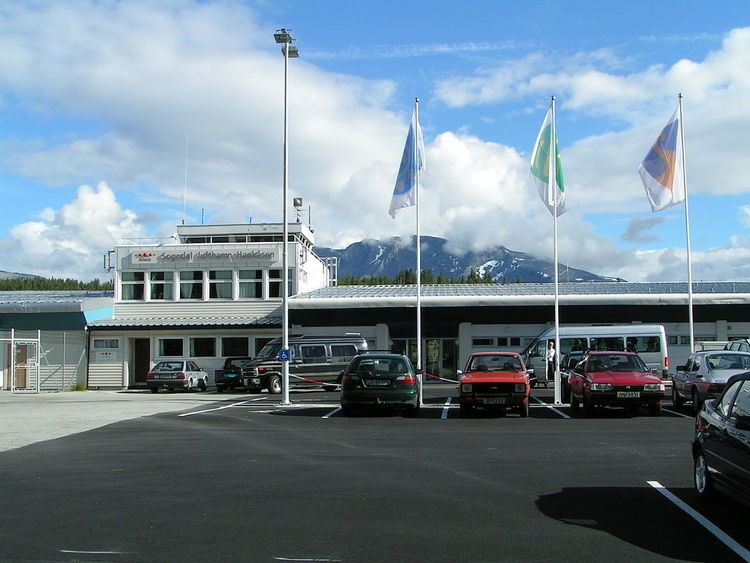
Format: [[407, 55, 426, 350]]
[[638, 106, 685, 212], [389, 110, 425, 218]]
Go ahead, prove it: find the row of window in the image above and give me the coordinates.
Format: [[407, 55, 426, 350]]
[[93, 336, 273, 358], [120, 269, 293, 301], [472, 337, 530, 348]]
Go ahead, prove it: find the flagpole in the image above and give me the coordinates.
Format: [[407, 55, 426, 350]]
[[415, 97, 423, 406], [550, 96, 562, 405], [678, 93, 695, 352]]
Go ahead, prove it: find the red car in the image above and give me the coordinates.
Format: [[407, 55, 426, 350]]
[[569, 351, 666, 416], [458, 352, 531, 417]]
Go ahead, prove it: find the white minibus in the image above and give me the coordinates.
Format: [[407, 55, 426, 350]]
[[521, 325, 669, 383]]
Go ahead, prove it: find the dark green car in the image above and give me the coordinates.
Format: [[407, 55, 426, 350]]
[[340, 354, 420, 416]]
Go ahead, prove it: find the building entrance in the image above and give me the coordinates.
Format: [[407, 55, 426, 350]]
[[131, 338, 151, 388], [392, 338, 457, 382]]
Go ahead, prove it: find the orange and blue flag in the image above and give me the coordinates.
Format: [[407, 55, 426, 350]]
[[638, 107, 685, 212]]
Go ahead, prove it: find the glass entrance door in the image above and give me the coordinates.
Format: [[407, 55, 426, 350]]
[[392, 338, 457, 382]]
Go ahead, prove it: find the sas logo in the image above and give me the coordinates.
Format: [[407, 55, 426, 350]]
[[133, 251, 158, 263]]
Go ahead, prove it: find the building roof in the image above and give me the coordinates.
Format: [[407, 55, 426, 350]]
[[89, 315, 281, 330], [0, 291, 114, 313], [290, 282, 750, 308]]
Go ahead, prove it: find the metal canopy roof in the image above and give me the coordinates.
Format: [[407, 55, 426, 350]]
[[89, 316, 281, 330]]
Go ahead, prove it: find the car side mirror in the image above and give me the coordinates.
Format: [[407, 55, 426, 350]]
[[735, 415, 750, 431]]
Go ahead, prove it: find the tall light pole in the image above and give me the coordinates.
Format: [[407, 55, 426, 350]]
[[274, 28, 298, 406]]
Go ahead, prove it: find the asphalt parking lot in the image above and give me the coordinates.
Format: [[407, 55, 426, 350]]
[[0, 385, 748, 562]]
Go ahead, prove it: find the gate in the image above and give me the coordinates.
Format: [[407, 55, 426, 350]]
[[1, 329, 40, 393]]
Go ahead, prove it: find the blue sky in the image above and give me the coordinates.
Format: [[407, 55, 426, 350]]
[[0, 0, 749, 281]]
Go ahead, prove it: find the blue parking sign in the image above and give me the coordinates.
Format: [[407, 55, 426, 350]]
[[278, 348, 292, 362]]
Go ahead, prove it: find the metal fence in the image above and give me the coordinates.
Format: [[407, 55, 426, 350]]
[[0, 329, 87, 393]]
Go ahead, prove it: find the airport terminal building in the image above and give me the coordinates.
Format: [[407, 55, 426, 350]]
[[77, 221, 750, 389]]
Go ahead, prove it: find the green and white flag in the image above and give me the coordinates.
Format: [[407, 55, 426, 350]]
[[530, 107, 566, 216]]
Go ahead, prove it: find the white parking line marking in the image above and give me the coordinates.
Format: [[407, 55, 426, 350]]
[[441, 397, 452, 419], [532, 396, 571, 419], [322, 407, 341, 419], [647, 481, 750, 560], [663, 408, 693, 419], [59, 550, 126, 555], [178, 397, 265, 417]]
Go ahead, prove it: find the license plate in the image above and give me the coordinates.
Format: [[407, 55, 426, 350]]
[[617, 391, 640, 398], [367, 379, 390, 387], [484, 397, 507, 405]]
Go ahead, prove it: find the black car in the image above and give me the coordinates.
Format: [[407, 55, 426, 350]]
[[693, 372, 750, 504], [339, 353, 420, 416], [559, 351, 584, 402], [216, 356, 255, 393]]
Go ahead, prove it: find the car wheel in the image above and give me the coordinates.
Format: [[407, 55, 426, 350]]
[[694, 450, 714, 500], [649, 403, 662, 416], [186, 378, 194, 392], [460, 404, 473, 418], [692, 388, 702, 415], [672, 384, 684, 408], [150, 387, 158, 394], [519, 401, 529, 418], [341, 405, 355, 416], [403, 404, 420, 418], [198, 378, 207, 392], [570, 394, 579, 410], [562, 383, 571, 403], [216, 385, 224, 393], [268, 375, 282, 395], [583, 398, 595, 416]]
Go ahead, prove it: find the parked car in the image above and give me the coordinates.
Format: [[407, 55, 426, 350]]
[[568, 351, 666, 416], [458, 352, 531, 418], [241, 334, 368, 394], [146, 360, 209, 393], [216, 356, 255, 393], [724, 338, 750, 353], [693, 372, 750, 505], [673, 351, 750, 413], [339, 353, 420, 416], [559, 351, 585, 402]]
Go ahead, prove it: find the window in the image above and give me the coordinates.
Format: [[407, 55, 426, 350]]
[[472, 338, 494, 347], [509, 337, 521, 347], [190, 338, 216, 357], [300, 345, 326, 363], [269, 269, 294, 298], [717, 381, 743, 417], [121, 271, 145, 300], [560, 338, 587, 354], [222, 337, 249, 357], [625, 336, 661, 353], [150, 271, 173, 300], [590, 337, 624, 352], [209, 270, 232, 299], [158, 338, 183, 357], [730, 381, 750, 420], [497, 337, 508, 347], [680, 336, 691, 345], [180, 270, 203, 299], [330, 344, 357, 360], [668, 335, 678, 345], [93, 339, 119, 349], [239, 269, 262, 299]]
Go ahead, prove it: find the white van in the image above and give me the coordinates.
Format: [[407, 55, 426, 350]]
[[521, 325, 670, 382]]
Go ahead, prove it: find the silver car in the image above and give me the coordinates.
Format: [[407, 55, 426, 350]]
[[673, 351, 750, 412], [147, 360, 209, 393]]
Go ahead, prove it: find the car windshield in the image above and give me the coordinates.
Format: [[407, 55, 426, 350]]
[[706, 353, 750, 370], [588, 354, 649, 372], [255, 343, 281, 360], [468, 355, 522, 372], [153, 361, 183, 371]]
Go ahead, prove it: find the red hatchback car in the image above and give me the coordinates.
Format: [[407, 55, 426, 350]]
[[569, 351, 666, 416], [458, 352, 532, 417]]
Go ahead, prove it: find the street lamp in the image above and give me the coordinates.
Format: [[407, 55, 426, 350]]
[[274, 28, 299, 406]]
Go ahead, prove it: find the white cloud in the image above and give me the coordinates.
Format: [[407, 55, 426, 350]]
[[5, 182, 146, 279]]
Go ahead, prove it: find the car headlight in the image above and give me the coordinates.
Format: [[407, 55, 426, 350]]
[[461, 383, 473, 393], [644, 383, 665, 391], [514, 383, 526, 393], [591, 383, 613, 391]]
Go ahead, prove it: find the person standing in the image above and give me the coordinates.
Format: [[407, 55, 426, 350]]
[[546, 341, 556, 389]]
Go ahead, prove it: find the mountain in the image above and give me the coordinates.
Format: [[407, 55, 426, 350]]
[[315, 236, 620, 283], [0, 270, 40, 280]]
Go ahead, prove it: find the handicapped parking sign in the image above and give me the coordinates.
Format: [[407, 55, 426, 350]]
[[278, 348, 292, 362]]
